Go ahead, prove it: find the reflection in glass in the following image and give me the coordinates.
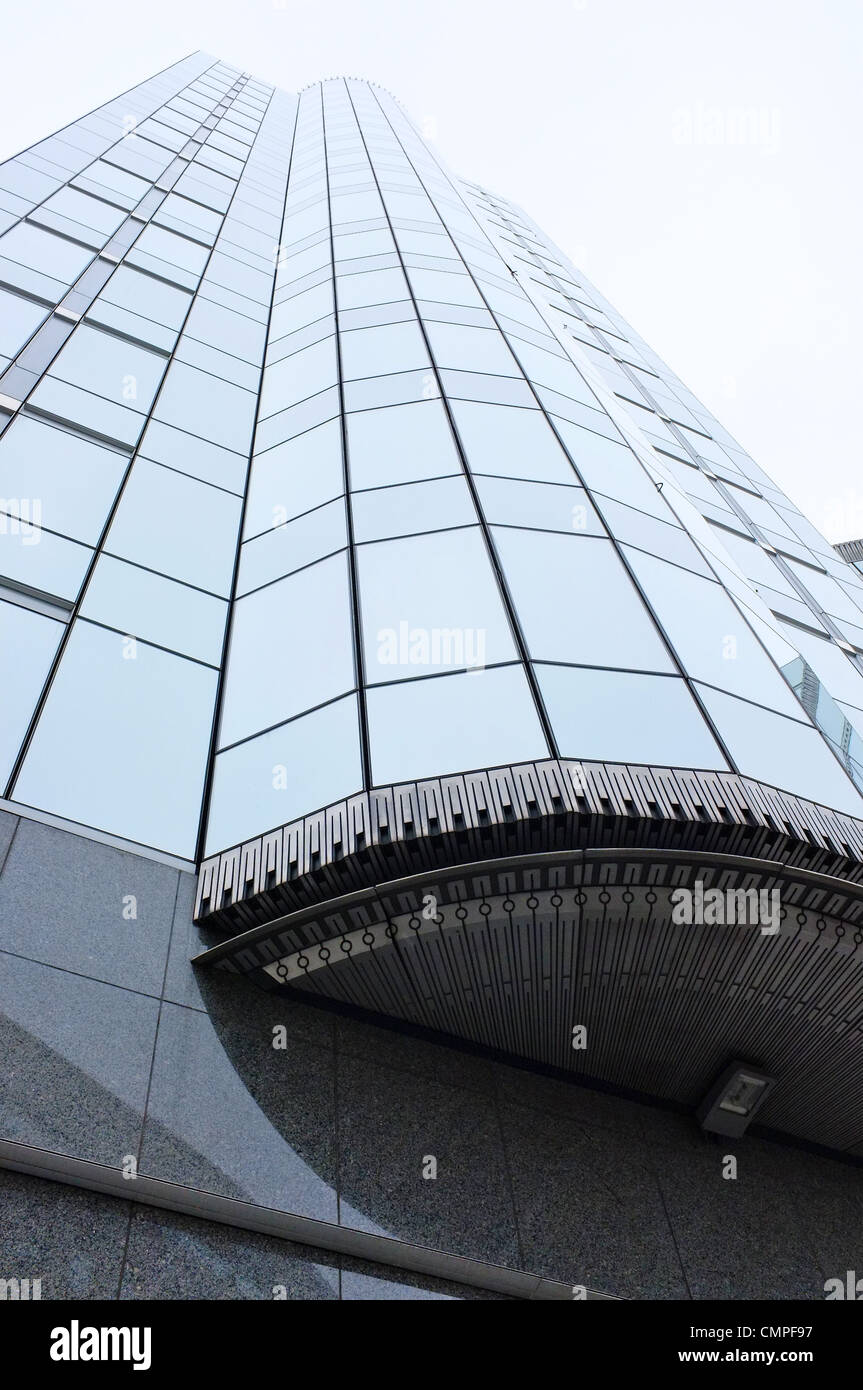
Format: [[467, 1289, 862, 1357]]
[[206, 694, 362, 853], [14, 619, 217, 856], [537, 664, 727, 769], [367, 665, 548, 786]]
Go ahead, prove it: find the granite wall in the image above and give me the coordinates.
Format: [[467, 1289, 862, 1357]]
[[1, 806, 862, 1300]]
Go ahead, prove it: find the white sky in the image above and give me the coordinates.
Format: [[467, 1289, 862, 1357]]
[[2, 0, 860, 542]]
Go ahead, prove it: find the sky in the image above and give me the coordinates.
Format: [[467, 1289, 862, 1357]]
[[2, 0, 861, 542]]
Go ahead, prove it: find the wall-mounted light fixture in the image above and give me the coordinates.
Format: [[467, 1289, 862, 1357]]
[[696, 1063, 776, 1137]]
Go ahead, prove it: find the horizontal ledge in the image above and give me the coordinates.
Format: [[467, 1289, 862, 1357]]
[[196, 759, 863, 937], [0, 1139, 618, 1301], [192, 842, 863, 969]]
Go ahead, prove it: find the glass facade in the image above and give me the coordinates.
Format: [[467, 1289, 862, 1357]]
[[4, 57, 863, 860]]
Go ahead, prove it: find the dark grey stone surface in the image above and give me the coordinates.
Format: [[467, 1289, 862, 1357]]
[[0, 1167, 131, 1299], [642, 1111, 852, 1300], [335, 1013, 496, 1094], [336, 1051, 521, 1266], [340, 1254, 509, 1299], [0, 809, 17, 873], [500, 1099, 689, 1299], [4, 809, 863, 1299], [0, 1168, 513, 1300], [162, 870, 208, 1011], [493, 1061, 650, 1139], [0, 949, 158, 1165], [139, 999, 338, 1220], [119, 1206, 340, 1300], [0, 818, 178, 995]]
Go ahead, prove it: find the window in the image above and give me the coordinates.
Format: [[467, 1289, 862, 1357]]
[[153, 359, 257, 454], [0, 415, 126, 543], [346, 400, 460, 489], [452, 401, 574, 484], [341, 319, 429, 379], [367, 664, 548, 785], [352, 475, 476, 542], [218, 551, 356, 746], [205, 694, 362, 854], [358, 527, 516, 683], [81, 555, 228, 665], [537, 664, 727, 769], [0, 288, 49, 358], [103, 458, 242, 595], [238, 498, 347, 592], [13, 619, 217, 856], [0, 600, 63, 786]]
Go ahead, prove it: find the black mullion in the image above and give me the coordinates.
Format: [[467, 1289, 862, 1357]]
[[320, 83, 373, 790], [367, 83, 741, 776], [342, 79, 560, 764], [5, 80, 278, 809], [192, 92, 302, 864]]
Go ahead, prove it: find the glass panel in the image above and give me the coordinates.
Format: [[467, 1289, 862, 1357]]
[[126, 223, 210, 284], [780, 626, 863, 711], [346, 400, 460, 488], [452, 401, 575, 484], [153, 360, 257, 454], [358, 528, 516, 683], [406, 267, 484, 306], [367, 664, 548, 785], [537, 664, 726, 769], [493, 529, 673, 671], [185, 295, 267, 363], [34, 186, 127, 242], [44, 323, 167, 412], [238, 499, 347, 593], [552, 416, 669, 517], [218, 551, 356, 746], [259, 337, 337, 417], [475, 475, 602, 534], [244, 419, 343, 538], [441, 369, 535, 407], [0, 516, 91, 602], [270, 283, 333, 340], [0, 288, 49, 357], [26, 376, 145, 448], [99, 266, 192, 333], [352, 475, 476, 542], [0, 416, 126, 544], [788, 559, 863, 625], [205, 694, 362, 854], [508, 341, 594, 402], [138, 419, 248, 495], [73, 160, 151, 207], [343, 369, 434, 413], [154, 192, 223, 241], [425, 322, 518, 376], [695, 684, 863, 816], [0, 222, 94, 298], [14, 618, 217, 856], [336, 268, 409, 309], [0, 599, 63, 786], [598, 496, 712, 574], [624, 548, 804, 716], [81, 555, 227, 665], [103, 458, 242, 595], [340, 320, 429, 379]]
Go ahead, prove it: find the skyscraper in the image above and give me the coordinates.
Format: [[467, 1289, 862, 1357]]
[[2, 54, 863, 1301]]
